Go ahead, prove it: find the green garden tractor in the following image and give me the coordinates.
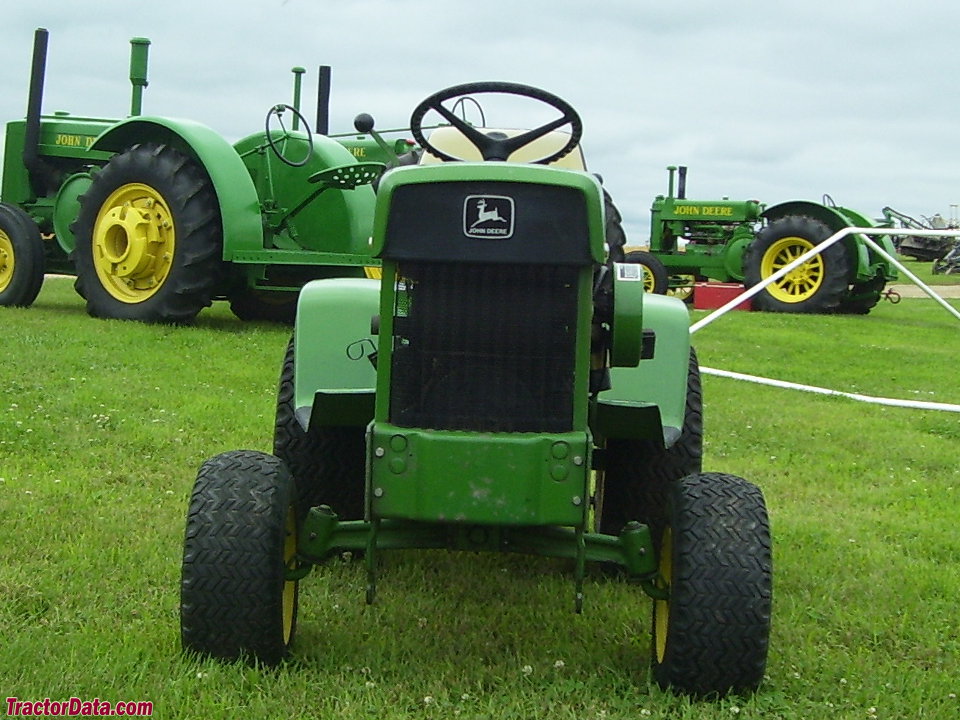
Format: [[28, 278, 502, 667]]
[[630, 166, 898, 314], [0, 28, 393, 323], [179, 82, 773, 698]]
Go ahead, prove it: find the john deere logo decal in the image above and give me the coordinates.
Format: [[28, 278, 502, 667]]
[[463, 195, 514, 239]]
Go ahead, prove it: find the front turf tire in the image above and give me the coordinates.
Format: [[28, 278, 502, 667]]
[[72, 143, 222, 323], [180, 450, 299, 665], [0, 202, 45, 307], [651, 472, 772, 697]]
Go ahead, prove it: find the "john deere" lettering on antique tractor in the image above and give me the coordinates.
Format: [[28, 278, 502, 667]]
[[627, 166, 898, 314], [0, 29, 413, 323]]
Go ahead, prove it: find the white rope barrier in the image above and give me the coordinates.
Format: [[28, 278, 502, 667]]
[[700, 366, 960, 413], [689, 227, 960, 335], [690, 227, 960, 412]]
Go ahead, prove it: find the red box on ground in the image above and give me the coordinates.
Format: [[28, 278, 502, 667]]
[[693, 282, 752, 311]]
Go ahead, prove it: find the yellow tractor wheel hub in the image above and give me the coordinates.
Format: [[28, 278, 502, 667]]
[[760, 236, 824, 303], [92, 183, 175, 303], [0, 229, 14, 293]]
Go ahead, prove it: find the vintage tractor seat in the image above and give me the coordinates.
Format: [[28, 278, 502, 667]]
[[420, 126, 586, 169]]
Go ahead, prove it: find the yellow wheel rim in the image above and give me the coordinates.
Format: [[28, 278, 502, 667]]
[[640, 264, 657, 293], [667, 275, 695, 302], [282, 507, 297, 644], [0, 228, 13, 294], [654, 527, 672, 663], [92, 183, 175, 303], [760, 236, 823, 303]]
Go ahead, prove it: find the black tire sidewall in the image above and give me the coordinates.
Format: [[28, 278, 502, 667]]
[[624, 250, 669, 294], [604, 190, 627, 264], [599, 348, 703, 542], [651, 472, 772, 696], [274, 338, 366, 519], [72, 143, 222, 322], [0, 203, 45, 307], [745, 216, 849, 313], [230, 288, 298, 324], [180, 450, 298, 664]]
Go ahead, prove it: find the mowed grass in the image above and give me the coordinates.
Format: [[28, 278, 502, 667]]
[[896, 256, 960, 286], [1, 277, 958, 719]]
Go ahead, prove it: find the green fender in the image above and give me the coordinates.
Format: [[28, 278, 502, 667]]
[[89, 116, 264, 259], [293, 277, 380, 431], [762, 200, 896, 281], [594, 293, 690, 447]]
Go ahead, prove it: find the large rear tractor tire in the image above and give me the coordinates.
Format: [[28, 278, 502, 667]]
[[598, 348, 703, 546], [0, 203, 45, 308], [72, 143, 223, 323], [274, 338, 366, 518], [744, 215, 849, 313], [839, 275, 885, 315], [651, 472, 772, 697], [624, 250, 670, 295], [180, 450, 299, 665]]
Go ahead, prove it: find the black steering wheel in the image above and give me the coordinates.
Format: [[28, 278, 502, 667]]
[[265, 104, 314, 167], [409, 81, 582, 164]]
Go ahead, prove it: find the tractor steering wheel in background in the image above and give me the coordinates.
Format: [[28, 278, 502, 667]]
[[409, 81, 583, 164], [265, 104, 314, 167]]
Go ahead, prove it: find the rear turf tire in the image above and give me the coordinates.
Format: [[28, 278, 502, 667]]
[[274, 337, 366, 518], [0, 202, 45, 307], [604, 189, 627, 263], [180, 450, 299, 665], [72, 143, 222, 323], [598, 348, 703, 547], [651, 472, 772, 697]]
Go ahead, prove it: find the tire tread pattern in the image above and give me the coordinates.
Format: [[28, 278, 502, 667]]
[[653, 472, 773, 696], [72, 143, 223, 323], [600, 348, 703, 543], [273, 338, 365, 518], [180, 450, 296, 665], [744, 215, 849, 314], [0, 202, 45, 307]]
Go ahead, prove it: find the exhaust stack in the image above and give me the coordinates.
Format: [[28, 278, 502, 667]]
[[23, 27, 49, 197], [316, 65, 331, 135]]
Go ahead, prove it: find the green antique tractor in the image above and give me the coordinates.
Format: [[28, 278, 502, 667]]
[[630, 166, 898, 314], [179, 82, 773, 698], [0, 28, 401, 323]]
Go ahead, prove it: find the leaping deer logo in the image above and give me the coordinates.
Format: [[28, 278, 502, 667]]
[[463, 194, 514, 238], [470, 198, 507, 228]]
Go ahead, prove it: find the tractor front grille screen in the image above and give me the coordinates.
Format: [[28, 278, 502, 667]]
[[389, 262, 580, 433]]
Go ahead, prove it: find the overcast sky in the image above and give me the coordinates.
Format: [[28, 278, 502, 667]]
[[2, 0, 958, 240]]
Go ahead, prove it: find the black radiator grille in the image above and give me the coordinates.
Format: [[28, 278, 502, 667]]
[[389, 262, 580, 432]]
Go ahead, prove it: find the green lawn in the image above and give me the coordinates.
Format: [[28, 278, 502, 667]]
[[1, 277, 957, 719], [895, 256, 960, 286]]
